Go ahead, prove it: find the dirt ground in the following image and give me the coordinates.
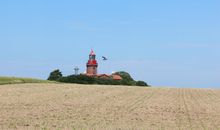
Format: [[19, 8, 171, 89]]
[[0, 83, 220, 130]]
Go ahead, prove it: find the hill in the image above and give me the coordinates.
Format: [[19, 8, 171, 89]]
[[0, 76, 53, 85], [0, 83, 219, 129]]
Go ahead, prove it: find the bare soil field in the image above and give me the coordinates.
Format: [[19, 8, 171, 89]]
[[0, 83, 220, 130]]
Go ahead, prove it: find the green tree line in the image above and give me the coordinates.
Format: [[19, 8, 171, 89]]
[[48, 70, 149, 87]]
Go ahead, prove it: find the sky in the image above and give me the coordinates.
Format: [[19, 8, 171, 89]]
[[0, 0, 220, 88]]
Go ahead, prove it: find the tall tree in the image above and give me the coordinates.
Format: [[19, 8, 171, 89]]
[[48, 69, 62, 81]]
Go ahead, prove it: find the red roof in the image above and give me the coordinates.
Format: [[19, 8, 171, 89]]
[[112, 74, 123, 80], [97, 74, 111, 79], [97, 74, 111, 77]]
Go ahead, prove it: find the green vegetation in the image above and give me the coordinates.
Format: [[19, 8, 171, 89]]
[[47, 69, 62, 81], [58, 74, 122, 85], [0, 77, 53, 85], [136, 81, 149, 86], [115, 71, 136, 86], [48, 70, 149, 87], [115, 71, 149, 86]]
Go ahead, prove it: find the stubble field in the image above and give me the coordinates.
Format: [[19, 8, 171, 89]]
[[0, 83, 220, 130]]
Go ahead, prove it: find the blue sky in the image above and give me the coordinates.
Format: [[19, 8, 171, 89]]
[[0, 0, 220, 88]]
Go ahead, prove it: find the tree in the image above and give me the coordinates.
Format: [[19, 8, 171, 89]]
[[52, 70, 150, 87], [47, 69, 63, 81], [136, 81, 148, 86]]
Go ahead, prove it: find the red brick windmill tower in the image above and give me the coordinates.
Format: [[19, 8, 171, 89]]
[[86, 49, 98, 75]]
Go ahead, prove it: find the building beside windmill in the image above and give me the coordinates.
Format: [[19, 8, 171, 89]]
[[85, 50, 122, 80]]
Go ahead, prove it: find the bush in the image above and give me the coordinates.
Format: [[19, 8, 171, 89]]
[[95, 78, 121, 85], [59, 75, 123, 85], [48, 69, 62, 81], [58, 75, 95, 84], [136, 81, 148, 86], [49, 70, 150, 87]]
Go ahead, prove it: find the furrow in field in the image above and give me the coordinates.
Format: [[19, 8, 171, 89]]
[[188, 89, 206, 130], [126, 88, 157, 112], [194, 89, 220, 129], [74, 87, 137, 127], [88, 88, 155, 128], [159, 88, 183, 130], [120, 88, 179, 129], [69, 87, 152, 128], [174, 88, 182, 130], [209, 89, 220, 103], [182, 89, 193, 130]]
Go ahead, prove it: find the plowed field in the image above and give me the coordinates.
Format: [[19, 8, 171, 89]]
[[0, 83, 220, 130]]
